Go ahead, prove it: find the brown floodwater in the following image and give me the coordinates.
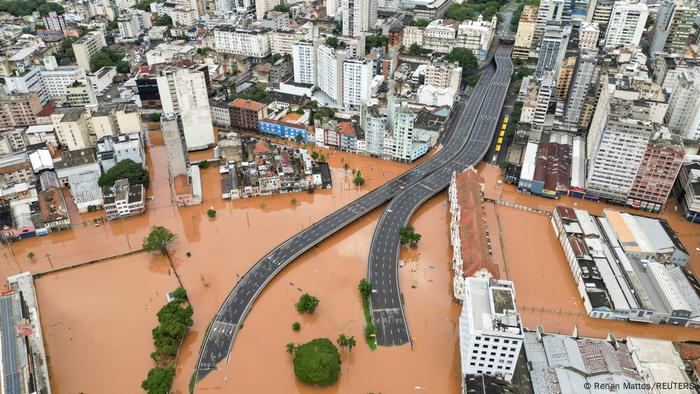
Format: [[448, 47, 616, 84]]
[[34, 252, 180, 393], [192, 192, 462, 393], [13, 132, 700, 393]]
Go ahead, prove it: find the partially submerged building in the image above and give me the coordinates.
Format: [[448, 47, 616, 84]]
[[551, 205, 699, 327]]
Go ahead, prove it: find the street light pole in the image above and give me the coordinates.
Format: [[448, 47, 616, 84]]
[[45, 253, 54, 270]]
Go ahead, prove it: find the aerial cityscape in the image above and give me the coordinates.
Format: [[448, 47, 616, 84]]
[[0, 0, 699, 391]]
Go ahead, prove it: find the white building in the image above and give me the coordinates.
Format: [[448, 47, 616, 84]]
[[117, 10, 152, 41], [316, 45, 346, 106], [424, 63, 462, 90], [103, 179, 146, 219], [342, 0, 373, 38], [72, 30, 107, 71], [95, 133, 145, 171], [665, 68, 700, 141], [343, 58, 373, 109], [391, 101, 416, 162], [604, 1, 648, 48], [579, 21, 600, 50], [157, 67, 215, 151], [360, 104, 386, 157], [459, 277, 523, 384], [40, 65, 87, 99], [292, 41, 317, 85], [213, 26, 271, 58]]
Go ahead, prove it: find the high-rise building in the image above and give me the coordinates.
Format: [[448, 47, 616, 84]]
[[213, 26, 271, 58], [586, 98, 655, 203], [459, 277, 523, 384], [391, 101, 417, 162], [555, 56, 577, 101], [578, 21, 599, 50], [72, 31, 107, 71], [627, 131, 684, 213], [563, 50, 597, 127], [424, 63, 462, 90], [665, 68, 700, 140], [586, 0, 615, 26], [535, 22, 571, 78], [603, 1, 648, 48], [649, 0, 697, 57], [342, 0, 373, 37], [0, 92, 42, 128], [534, 0, 565, 45], [360, 103, 387, 157], [292, 41, 317, 85], [316, 44, 346, 106], [513, 5, 539, 60], [255, 0, 279, 20], [43, 11, 67, 31], [156, 67, 215, 151], [343, 58, 373, 109]]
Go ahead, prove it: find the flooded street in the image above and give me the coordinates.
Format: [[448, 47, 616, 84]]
[[9, 127, 700, 393], [194, 192, 462, 393]]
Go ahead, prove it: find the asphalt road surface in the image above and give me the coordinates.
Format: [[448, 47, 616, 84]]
[[194, 55, 503, 382], [367, 46, 513, 346]]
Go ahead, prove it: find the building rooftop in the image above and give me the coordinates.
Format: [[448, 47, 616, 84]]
[[54, 148, 97, 170], [230, 98, 266, 111], [464, 278, 522, 337]]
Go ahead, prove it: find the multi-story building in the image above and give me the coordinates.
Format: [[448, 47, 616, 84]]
[[0, 92, 42, 128], [229, 98, 267, 130], [316, 45, 346, 107], [665, 68, 700, 141], [95, 133, 146, 172], [38, 171, 71, 231], [360, 104, 386, 157], [72, 31, 107, 71], [586, 0, 615, 26], [213, 26, 271, 58], [51, 107, 91, 150], [649, 0, 697, 58], [578, 21, 599, 50], [292, 41, 317, 85], [157, 67, 215, 151], [103, 179, 146, 219], [43, 11, 67, 31], [586, 98, 655, 204], [455, 16, 497, 60], [402, 25, 424, 47], [626, 132, 684, 213], [535, 22, 571, 79], [563, 50, 597, 128], [4, 67, 49, 107], [343, 58, 373, 109], [255, 0, 280, 20], [391, 102, 418, 162], [555, 56, 577, 101], [459, 277, 523, 383], [65, 81, 98, 106], [603, 1, 648, 48], [404, 17, 496, 60], [342, 0, 373, 37], [424, 63, 462, 89], [534, 0, 565, 44], [40, 65, 88, 99], [117, 9, 152, 41], [161, 115, 201, 206], [677, 160, 700, 223], [0, 152, 34, 188], [513, 5, 538, 60], [268, 30, 294, 55]]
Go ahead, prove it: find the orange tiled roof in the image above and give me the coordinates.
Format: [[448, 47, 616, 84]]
[[230, 98, 266, 111]]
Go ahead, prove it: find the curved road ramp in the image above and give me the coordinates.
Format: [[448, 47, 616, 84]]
[[367, 46, 513, 347], [194, 45, 513, 383]]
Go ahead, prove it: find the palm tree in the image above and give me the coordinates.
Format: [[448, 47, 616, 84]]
[[347, 336, 356, 353], [337, 334, 348, 349], [286, 342, 295, 355]]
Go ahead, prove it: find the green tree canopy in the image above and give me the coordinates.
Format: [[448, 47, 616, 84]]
[[408, 43, 423, 56], [155, 15, 172, 27], [141, 366, 176, 394], [365, 35, 388, 52], [295, 293, 319, 314], [411, 18, 430, 27], [0, 0, 63, 17], [293, 338, 341, 386], [143, 226, 176, 255], [273, 3, 289, 12], [359, 279, 373, 300], [98, 159, 149, 187], [399, 225, 422, 247], [325, 35, 339, 48]]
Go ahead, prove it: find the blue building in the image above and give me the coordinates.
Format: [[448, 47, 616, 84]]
[[258, 119, 308, 142]]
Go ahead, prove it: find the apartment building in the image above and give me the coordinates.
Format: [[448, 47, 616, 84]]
[[0, 92, 42, 128], [292, 41, 317, 85], [103, 179, 146, 219], [342, 0, 373, 38], [603, 1, 648, 48], [360, 104, 386, 157], [342, 58, 373, 109], [157, 67, 215, 151], [535, 22, 571, 79], [72, 31, 107, 71], [563, 50, 597, 127], [424, 63, 462, 90], [665, 68, 700, 140], [459, 277, 523, 383], [649, 0, 697, 57], [229, 98, 267, 131], [513, 5, 538, 60], [43, 11, 67, 31], [0, 152, 34, 189], [95, 133, 145, 171], [51, 107, 91, 150], [626, 132, 684, 213], [317, 45, 346, 107], [578, 21, 599, 50], [213, 26, 271, 58], [403, 17, 496, 60], [677, 160, 700, 223]]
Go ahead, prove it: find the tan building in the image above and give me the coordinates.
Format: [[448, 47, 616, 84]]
[[555, 56, 577, 101], [513, 5, 538, 60], [424, 63, 462, 90], [229, 98, 267, 131], [0, 92, 42, 128], [0, 152, 35, 189], [72, 31, 107, 71], [51, 107, 92, 150]]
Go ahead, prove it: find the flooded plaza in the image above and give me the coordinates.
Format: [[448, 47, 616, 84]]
[[7, 129, 700, 392]]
